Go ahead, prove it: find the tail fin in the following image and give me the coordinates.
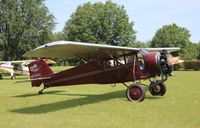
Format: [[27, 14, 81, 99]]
[[28, 59, 54, 87]]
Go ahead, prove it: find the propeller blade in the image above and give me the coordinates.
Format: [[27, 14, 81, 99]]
[[167, 54, 184, 65]]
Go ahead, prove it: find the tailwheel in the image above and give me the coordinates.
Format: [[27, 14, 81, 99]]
[[149, 81, 166, 96], [38, 86, 47, 94], [38, 89, 44, 94], [126, 83, 145, 102]]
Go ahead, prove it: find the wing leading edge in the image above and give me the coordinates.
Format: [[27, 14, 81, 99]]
[[143, 48, 180, 52], [23, 41, 140, 59], [24, 41, 180, 59]]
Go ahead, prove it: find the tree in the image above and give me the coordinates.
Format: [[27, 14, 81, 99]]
[[150, 23, 196, 60], [63, 1, 136, 46], [182, 43, 198, 60], [197, 42, 200, 59], [151, 23, 190, 47], [48, 32, 65, 42], [129, 40, 148, 48], [0, 0, 55, 60]]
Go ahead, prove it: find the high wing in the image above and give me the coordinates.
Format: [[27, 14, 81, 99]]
[[23, 41, 140, 59], [0, 61, 8, 64], [23, 41, 180, 59], [11, 59, 56, 66], [12, 60, 35, 66], [143, 48, 180, 52]]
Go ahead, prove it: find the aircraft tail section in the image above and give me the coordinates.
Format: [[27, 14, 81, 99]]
[[28, 59, 53, 87]]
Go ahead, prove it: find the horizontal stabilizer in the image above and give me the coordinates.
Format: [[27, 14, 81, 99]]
[[16, 77, 51, 83]]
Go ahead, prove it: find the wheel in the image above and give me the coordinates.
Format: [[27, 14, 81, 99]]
[[11, 76, 16, 80], [126, 83, 145, 102], [38, 90, 43, 94], [149, 81, 166, 96]]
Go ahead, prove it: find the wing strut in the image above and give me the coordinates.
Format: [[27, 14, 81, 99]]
[[75, 54, 124, 85], [98, 51, 138, 88], [99, 51, 134, 73]]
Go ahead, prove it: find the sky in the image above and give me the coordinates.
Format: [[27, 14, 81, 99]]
[[45, 0, 200, 43]]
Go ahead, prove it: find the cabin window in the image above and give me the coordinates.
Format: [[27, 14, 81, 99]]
[[138, 53, 145, 70], [126, 56, 133, 64]]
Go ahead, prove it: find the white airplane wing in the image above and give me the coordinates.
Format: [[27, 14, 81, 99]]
[[12, 59, 56, 65], [0, 61, 8, 64], [23, 41, 180, 59], [0, 67, 14, 74], [23, 41, 140, 59], [12, 60, 35, 66]]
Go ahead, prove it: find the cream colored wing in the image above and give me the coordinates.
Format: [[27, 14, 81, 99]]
[[23, 41, 140, 59]]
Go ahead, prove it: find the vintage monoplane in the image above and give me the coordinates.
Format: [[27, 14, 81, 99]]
[[23, 41, 181, 101], [0, 59, 55, 79]]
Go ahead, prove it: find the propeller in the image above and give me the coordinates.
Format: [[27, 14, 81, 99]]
[[167, 54, 184, 65], [159, 51, 184, 75], [141, 48, 183, 75], [159, 51, 172, 75]]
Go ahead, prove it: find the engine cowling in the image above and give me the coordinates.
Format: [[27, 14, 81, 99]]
[[144, 52, 172, 76]]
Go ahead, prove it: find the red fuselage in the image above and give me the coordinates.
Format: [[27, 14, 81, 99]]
[[41, 52, 160, 87]]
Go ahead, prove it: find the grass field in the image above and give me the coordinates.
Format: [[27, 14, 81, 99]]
[[0, 70, 200, 128]]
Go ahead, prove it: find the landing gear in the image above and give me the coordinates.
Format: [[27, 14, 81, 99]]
[[38, 86, 48, 94], [126, 83, 145, 102], [149, 81, 166, 96], [11, 76, 16, 80], [125, 80, 167, 102]]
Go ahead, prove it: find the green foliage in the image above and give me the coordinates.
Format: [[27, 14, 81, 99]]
[[129, 40, 149, 48], [151, 23, 190, 48], [63, 1, 136, 46], [184, 61, 200, 71], [48, 32, 65, 42], [181, 42, 199, 60], [0, 0, 55, 60], [150, 23, 198, 60], [198, 42, 200, 59]]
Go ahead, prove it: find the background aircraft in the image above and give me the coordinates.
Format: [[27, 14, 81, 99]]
[[22, 41, 181, 102], [0, 59, 56, 79]]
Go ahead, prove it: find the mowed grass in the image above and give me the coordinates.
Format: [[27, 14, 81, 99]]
[[0, 70, 200, 128]]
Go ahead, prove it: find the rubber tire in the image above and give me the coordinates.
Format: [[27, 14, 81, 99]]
[[126, 83, 145, 102], [11, 76, 16, 80], [149, 81, 166, 96], [38, 90, 43, 94]]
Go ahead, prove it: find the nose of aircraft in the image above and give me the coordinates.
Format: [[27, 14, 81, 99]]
[[167, 54, 184, 66], [158, 51, 173, 75]]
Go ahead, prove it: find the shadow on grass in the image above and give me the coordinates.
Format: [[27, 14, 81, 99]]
[[10, 90, 125, 114], [10, 90, 163, 114], [13, 90, 65, 98], [145, 96, 162, 100], [56, 93, 97, 97]]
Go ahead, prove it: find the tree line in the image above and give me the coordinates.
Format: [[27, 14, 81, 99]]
[[0, 0, 199, 61]]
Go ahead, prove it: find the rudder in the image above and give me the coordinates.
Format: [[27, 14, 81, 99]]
[[28, 59, 54, 87]]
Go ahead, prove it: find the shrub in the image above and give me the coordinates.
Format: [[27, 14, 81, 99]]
[[184, 60, 200, 71]]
